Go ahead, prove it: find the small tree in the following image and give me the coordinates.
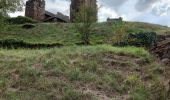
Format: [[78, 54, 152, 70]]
[[112, 20, 127, 45], [74, 3, 97, 45]]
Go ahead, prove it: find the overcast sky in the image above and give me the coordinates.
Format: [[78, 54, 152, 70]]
[[10, 0, 170, 26]]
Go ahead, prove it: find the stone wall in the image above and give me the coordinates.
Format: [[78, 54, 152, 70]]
[[107, 17, 123, 23], [25, 0, 45, 21]]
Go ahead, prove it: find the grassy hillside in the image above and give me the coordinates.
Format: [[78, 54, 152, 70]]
[[0, 45, 169, 100], [0, 22, 169, 46], [0, 21, 169, 99]]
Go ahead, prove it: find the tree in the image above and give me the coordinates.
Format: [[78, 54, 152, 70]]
[[0, 0, 24, 31], [74, 2, 97, 45], [0, 0, 24, 16]]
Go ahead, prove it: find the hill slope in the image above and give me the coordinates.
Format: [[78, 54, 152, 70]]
[[0, 45, 169, 100], [0, 22, 170, 46]]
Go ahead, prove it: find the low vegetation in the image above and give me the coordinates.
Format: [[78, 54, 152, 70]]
[[0, 16, 169, 100], [0, 1, 169, 99], [0, 45, 169, 100], [5, 16, 37, 24], [113, 32, 157, 48], [74, 3, 97, 45], [0, 22, 169, 47]]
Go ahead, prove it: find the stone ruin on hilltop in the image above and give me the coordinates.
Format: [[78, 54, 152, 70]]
[[25, 0, 97, 23], [25, 0, 69, 23]]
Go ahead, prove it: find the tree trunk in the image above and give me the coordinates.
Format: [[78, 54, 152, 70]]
[[83, 32, 89, 45]]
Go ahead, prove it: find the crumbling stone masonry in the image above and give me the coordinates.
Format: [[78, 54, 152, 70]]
[[25, 0, 69, 22], [25, 0, 45, 21], [25, 0, 96, 23]]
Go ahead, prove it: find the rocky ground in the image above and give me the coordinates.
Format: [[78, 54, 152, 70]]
[[151, 35, 170, 66]]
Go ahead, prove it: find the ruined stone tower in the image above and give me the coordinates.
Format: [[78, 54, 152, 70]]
[[70, 0, 97, 22], [25, 0, 45, 21]]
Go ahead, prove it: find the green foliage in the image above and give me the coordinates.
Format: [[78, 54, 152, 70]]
[[0, 38, 24, 48], [74, 3, 97, 45], [125, 74, 140, 88], [112, 21, 127, 45], [3, 92, 19, 100], [0, 45, 168, 99], [0, 77, 7, 88], [113, 32, 157, 48], [0, 16, 7, 31], [127, 32, 157, 47], [63, 89, 82, 100], [101, 71, 124, 92], [0, 38, 63, 48], [5, 16, 37, 24], [126, 28, 144, 33], [130, 85, 150, 100], [0, 22, 169, 46], [0, 0, 23, 32], [0, 0, 24, 16], [67, 68, 82, 81]]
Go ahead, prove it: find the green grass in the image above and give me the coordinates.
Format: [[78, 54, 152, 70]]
[[0, 20, 169, 100], [0, 22, 169, 46], [0, 45, 169, 100]]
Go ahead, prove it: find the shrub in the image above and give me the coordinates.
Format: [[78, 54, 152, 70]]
[[0, 16, 8, 31], [5, 16, 37, 24], [113, 32, 157, 48], [0, 39, 63, 49], [112, 21, 127, 45], [0, 39, 24, 48]]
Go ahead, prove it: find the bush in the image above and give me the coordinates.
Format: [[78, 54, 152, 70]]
[[5, 16, 37, 24], [0, 39, 63, 49], [113, 32, 157, 48], [0, 16, 8, 31], [0, 39, 24, 48]]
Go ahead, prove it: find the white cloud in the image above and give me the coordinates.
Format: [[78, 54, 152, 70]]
[[152, 2, 170, 16], [46, 0, 70, 15], [98, 7, 118, 22]]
